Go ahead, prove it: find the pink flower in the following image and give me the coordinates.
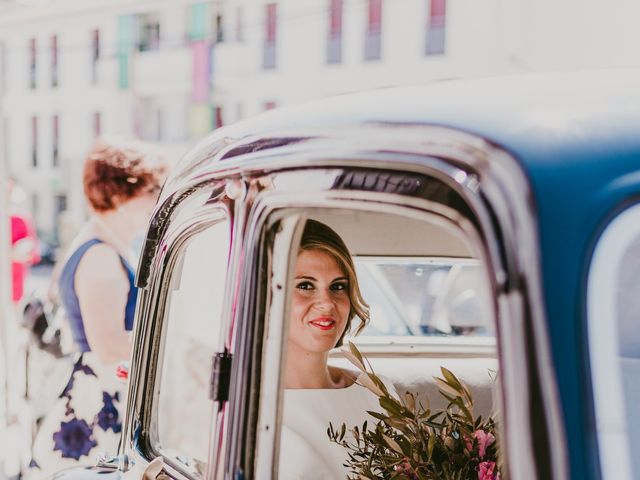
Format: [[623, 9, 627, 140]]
[[464, 434, 473, 452], [393, 458, 418, 480], [477, 461, 498, 480], [473, 430, 495, 458]]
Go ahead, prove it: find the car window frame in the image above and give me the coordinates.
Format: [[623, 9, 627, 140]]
[[222, 146, 566, 480], [587, 201, 640, 480], [152, 211, 230, 478], [124, 186, 233, 480], [255, 204, 496, 478], [153, 213, 231, 475], [225, 154, 495, 478], [144, 125, 567, 480]]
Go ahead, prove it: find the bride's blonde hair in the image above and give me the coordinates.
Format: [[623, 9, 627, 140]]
[[299, 219, 369, 347]]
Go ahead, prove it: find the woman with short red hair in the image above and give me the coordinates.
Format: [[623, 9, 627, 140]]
[[27, 137, 168, 478]]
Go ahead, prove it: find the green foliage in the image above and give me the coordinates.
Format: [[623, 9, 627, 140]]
[[328, 343, 501, 480]]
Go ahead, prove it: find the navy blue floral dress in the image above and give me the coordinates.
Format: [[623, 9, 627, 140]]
[[50, 355, 122, 460], [27, 239, 136, 479], [27, 352, 127, 478]]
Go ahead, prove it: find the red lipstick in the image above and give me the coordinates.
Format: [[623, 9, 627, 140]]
[[309, 316, 336, 331]]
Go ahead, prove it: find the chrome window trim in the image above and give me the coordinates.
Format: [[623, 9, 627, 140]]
[[252, 214, 303, 480], [253, 152, 562, 479], [247, 198, 491, 479], [481, 143, 568, 480], [124, 193, 231, 480], [150, 211, 228, 468], [215, 177, 268, 480], [244, 162, 560, 480], [587, 203, 640, 480]]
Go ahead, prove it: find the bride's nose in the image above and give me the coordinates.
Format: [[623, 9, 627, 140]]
[[313, 287, 334, 310]]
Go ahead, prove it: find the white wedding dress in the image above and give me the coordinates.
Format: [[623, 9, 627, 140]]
[[279, 374, 389, 480]]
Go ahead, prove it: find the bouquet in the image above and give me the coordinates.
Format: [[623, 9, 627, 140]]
[[328, 343, 500, 480]]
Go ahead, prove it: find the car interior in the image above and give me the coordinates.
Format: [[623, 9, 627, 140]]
[[153, 194, 501, 478], [307, 210, 498, 418]]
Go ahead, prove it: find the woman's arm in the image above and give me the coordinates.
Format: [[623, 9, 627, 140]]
[[75, 243, 133, 365]]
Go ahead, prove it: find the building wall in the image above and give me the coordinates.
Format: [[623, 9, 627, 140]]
[[212, 0, 500, 122], [2, 0, 640, 240], [1, 10, 120, 234], [209, 0, 640, 124], [0, 0, 196, 240]]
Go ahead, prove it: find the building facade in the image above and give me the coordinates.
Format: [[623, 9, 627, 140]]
[[211, 0, 502, 122], [0, 0, 207, 239], [1, 0, 639, 240]]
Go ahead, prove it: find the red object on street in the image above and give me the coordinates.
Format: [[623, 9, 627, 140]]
[[10, 212, 40, 303]]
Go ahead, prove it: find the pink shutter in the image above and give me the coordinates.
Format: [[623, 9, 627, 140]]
[[368, 0, 382, 32], [330, 0, 343, 36], [430, 0, 446, 27], [191, 40, 210, 102], [266, 4, 277, 42]]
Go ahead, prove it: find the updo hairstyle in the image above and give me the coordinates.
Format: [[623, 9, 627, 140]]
[[83, 136, 168, 213]]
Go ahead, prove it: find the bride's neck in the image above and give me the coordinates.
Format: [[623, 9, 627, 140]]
[[285, 344, 336, 389]]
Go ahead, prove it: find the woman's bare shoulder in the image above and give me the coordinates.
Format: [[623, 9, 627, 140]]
[[329, 366, 360, 388], [76, 243, 127, 283]]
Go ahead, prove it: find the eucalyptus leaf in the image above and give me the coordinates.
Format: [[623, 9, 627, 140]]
[[382, 434, 403, 454], [440, 367, 463, 390], [379, 396, 403, 417], [348, 342, 366, 367], [367, 410, 387, 421], [343, 348, 366, 372]]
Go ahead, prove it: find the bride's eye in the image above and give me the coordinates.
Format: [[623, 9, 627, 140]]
[[331, 281, 348, 292], [296, 281, 314, 291]]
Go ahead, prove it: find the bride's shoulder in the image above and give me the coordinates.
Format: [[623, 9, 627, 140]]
[[328, 366, 359, 388]]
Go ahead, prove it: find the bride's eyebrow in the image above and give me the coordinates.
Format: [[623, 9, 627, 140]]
[[293, 275, 348, 281]]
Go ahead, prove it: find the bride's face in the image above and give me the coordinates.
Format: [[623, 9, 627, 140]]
[[288, 249, 351, 354]]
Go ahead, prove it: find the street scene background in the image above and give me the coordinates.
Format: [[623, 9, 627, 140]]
[[1, 0, 640, 477]]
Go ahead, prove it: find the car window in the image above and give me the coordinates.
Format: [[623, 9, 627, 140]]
[[155, 218, 230, 477], [588, 203, 640, 480], [260, 210, 500, 479]]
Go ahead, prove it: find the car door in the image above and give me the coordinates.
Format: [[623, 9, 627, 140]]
[[211, 125, 568, 480]]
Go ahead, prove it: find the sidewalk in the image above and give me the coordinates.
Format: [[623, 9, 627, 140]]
[[0, 265, 54, 480], [0, 306, 31, 480]]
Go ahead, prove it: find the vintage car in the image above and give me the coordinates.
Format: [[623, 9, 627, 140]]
[[63, 69, 640, 480]]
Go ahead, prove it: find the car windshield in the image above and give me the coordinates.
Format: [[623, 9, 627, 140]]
[[355, 257, 493, 338]]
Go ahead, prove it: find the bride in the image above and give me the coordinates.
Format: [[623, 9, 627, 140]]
[[280, 219, 392, 479]]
